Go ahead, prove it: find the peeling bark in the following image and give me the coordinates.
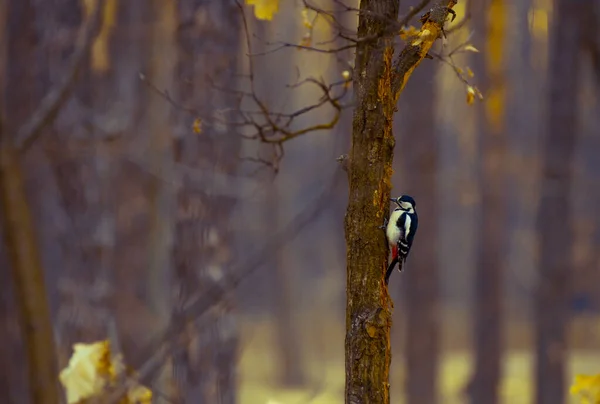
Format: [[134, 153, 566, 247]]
[[344, 1, 456, 403]]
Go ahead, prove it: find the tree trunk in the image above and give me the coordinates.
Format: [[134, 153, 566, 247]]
[[171, 0, 241, 401], [534, 1, 583, 403], [469, 0, 506, 403], [344, 2, 456, 402], [49, 0, 118, 365], [344, 3, 398, 402], [145, 0, 177, 400], [0, 1, 60, 403], [399, 55, 440, 404]]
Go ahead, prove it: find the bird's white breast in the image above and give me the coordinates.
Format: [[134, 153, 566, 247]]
[[386, 209, 403, 244]]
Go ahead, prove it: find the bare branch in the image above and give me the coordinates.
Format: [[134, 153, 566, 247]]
[[15, 0, 106, 154], [391, 0, 458, 99]]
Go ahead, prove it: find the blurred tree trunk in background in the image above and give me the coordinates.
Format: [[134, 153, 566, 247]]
[[252, 18, 306, 388], [534, 1, 583, 403], [145, 0, 177, 400], [171, 0, 240, 401], [399, 54, 440, 404], [469, 0, 506, 403], [0, 0, 59, 403], [269, 173, 306, 387], [110, 0, 157, 361], [50, 0, 118, 365]]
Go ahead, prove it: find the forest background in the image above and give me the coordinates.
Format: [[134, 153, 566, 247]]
[[1, 0, 600, 403]]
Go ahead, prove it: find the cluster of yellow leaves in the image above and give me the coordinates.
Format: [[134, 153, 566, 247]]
[[59, 340, 152, 404], [245, 0, 279, 21], [571, 374, 600, 403]]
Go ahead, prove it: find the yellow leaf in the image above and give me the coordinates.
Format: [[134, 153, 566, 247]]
[[411, 29, 432, 46], [127, 384, 153, 404], [59, 341, 112, 404], [463, 44, 480, 53], [342, 70, 351, 80], [570, 374, 600, 401], [59, 340, 153, 404], [245, 0, 279, 21], [467, 67, 475, 77], [301, 8, 312, 29], [193, 118, 202, 134], [466, 85, 476, 105]]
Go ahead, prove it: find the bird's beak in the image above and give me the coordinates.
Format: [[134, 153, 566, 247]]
[[390, 198, 396, 202]]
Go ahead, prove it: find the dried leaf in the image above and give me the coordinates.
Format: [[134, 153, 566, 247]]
[[467, 67, 475, 77], [466, 85, 476, 105], [463, 44, 480, 53], [193, 118, 202, 134], [59, 340, 152, 404]]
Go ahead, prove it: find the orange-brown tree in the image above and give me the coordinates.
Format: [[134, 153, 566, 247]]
[[344, 1, 456, 402]]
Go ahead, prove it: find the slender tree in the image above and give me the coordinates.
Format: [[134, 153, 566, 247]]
[[534, 1, 583, 403], [398, 52, 440, 404], [344, 1, 456, 402], [469, 0, 506, 402], [0, 1, 60, 403]]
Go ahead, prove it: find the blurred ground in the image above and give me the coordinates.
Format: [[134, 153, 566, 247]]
[[238, 310, 600, 404]]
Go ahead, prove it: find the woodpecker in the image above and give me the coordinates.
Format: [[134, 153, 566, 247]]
[[384, 195, 418, 284]]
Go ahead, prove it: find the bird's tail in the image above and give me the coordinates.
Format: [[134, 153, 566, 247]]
[[397, 257, 406, 273], [385, 257, 398, 285]]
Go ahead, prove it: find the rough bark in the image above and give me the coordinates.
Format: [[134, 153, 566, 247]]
[[344, 1, 456, 403], [534, 1, 582, 403], [469, 0, 505, 403], [399, 57, 439, 404]]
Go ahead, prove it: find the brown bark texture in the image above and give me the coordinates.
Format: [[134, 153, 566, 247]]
[[469, 0, 506, 403], [534, 1, 583, 403], [344, 1, 456, 403]]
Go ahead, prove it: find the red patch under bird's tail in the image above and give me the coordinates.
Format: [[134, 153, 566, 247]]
[[391, 245, 398, 261]]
